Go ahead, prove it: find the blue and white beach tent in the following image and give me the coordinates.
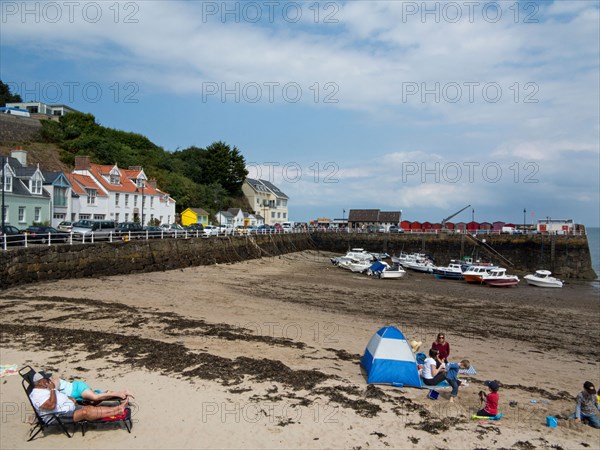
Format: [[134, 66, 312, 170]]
[[361, 326, 421, 388]]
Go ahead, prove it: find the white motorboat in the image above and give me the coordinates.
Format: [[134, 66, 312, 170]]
[[402, 256, 435, 273], [432, 263, 464, 280], [348, 260, 372, 273], [524, 270, 564, 288], [331, 248, 374, 266], [367, 261, 406, 279], [482, 268, 520, 287]]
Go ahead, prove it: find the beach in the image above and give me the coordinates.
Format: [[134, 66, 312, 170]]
[[1, 250, 599, 449]]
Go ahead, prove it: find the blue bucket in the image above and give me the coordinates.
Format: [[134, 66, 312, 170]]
[[546, 416, 558, 428]]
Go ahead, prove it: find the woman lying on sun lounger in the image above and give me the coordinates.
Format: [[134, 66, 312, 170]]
[[40, 371, 133, 403]]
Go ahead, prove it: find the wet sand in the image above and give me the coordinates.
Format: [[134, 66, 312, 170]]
[[0, 250, 598, 449]]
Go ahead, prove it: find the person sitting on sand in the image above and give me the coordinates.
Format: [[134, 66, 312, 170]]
[[431, 333, 450, 365], [29, 373, 129, 423], [445, 359, 471, 402], [477, 380, 500, 417], [39, 371, 132, 403], [422, 348, 446, 386], [572, 381, 600, 428]]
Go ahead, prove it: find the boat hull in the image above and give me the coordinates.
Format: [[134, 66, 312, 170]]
[[432, 269, 463, 280], [524, 278, 563, 288], [463, 275, 484, 284], [483, 278, 520, 287]]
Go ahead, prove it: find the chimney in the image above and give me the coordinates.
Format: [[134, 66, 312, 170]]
[[148, 178, 157, 189], [11, 148, 27, 166], [74, 156, 91, 171], [128, 165, 142, 171]]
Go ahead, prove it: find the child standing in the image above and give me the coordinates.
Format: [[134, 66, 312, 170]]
[[477, 380, 500, 417], [445, 359, 471, 402]]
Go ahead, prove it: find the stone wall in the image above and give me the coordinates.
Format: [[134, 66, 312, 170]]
[[0, 234, 314, 290], [0, 114, 42, 144], [0, 232, 595, 290]]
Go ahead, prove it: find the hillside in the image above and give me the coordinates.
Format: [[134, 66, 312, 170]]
[[0, 113, 251, 214]]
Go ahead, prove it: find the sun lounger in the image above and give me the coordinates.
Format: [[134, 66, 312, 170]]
[[19, 365, 133, 440]]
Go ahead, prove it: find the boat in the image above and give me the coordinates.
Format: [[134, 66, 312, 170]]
[[524, 270, 564, 288], [482, 268, 520, 287], [402, 257, 435, 273], [366, 261, 406, 279], [331, 248, 374, 266], [463, 265, 497, 284], [432, 263, 464, 280], [348, 260, 372, 273]]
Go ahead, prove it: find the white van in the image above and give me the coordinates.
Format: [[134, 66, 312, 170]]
[[281, 222, 293, 233]]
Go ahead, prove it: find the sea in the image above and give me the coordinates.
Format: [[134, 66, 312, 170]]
[[587, 227, 600, 291]]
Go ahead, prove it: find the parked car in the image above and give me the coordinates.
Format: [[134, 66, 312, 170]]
[[20, 226, 70, 244], [388, 225, 404, 234], [246, 225, 258, 234], [72, 220, 117, 240], [57, 221, 73, 232], [202, 225, 219, 236], [235, 225, 249, 235], [257, 224, 272, 234], [115, 222, 144, 239], [281, 222, 293, 233], [160, 223, 185, 236], [185, 223, 204, 232], [143, 225, 165, 239], [1, 224, 23, 246], [272, 223, 284, 233]]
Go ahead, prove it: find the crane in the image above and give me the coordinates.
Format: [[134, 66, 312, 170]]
[[441, 205, 471, 230]]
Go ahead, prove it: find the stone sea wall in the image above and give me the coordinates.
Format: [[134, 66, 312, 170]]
[[0, 232, 596, 289]]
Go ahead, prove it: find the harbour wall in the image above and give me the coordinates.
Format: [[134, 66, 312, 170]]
[[0, 232, 596, 290]]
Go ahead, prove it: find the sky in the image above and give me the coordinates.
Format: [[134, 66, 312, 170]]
[[1, 0, 599, 226]]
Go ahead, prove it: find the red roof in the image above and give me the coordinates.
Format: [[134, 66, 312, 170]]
[[65, 173, 107, 196], [88, 164, 160, 195]]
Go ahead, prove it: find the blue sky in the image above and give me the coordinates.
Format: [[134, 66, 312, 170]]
[[2, 1, 599, 225]]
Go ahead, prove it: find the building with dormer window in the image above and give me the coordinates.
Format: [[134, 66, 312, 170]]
[[1, 149, 51, 227], [242, 178, 289, 225]]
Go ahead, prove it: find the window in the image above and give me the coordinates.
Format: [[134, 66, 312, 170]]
[[34, 207, 41, 223], [271, 212, 275, 219], [115, 193, 120, 206], [31, 177, 42, 195], [283, 213, 287, 219], [134, 195, 138, 207], [150, 197, 154, 208], [115, 213, 120, 222], [93, 215, 104, 220], [18, 206, 25, 223], [125, 194, 129, 206], [2, 206, 8, 223], [110, 174, 120, 184], [54, 186, 67, 207], [79, 214, 91, 220], [86, 189, 96, 205], [2, 172, 12, 192], [277, 212, 281, 219], [282, 200, 287, 207], [53, 213, 65, 220], [125, 213, 129, 222], [137, 178, 144, 189], [277, 200, 281, 207]]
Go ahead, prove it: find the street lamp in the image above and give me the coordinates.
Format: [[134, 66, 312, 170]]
[[136, 183, 145, 225], [471, 208, 474, 223], [523, 208, 526, 231]]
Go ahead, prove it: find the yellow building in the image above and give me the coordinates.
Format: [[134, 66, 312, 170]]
[[181, 207, 209, 227]]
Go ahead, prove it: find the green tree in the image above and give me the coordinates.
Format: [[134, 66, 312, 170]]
[[0, 81, 22, 106]]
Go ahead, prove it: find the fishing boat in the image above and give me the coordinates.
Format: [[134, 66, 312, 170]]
[[482, 268, 520, 287], [432, 263, 464, 280], [524, 270, 564, 288], [463, 265, 497, 283]]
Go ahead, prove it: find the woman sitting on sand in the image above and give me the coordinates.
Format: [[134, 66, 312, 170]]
[[42, 372, 133, 403], [421, 348, 446, 386]]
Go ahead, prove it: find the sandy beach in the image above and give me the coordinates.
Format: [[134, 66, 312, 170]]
[[1, 250, 599, 449]]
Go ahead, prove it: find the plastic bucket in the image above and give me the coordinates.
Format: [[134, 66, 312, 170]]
[[546, 416, 558, 428], [427, 390, 439, 400]]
